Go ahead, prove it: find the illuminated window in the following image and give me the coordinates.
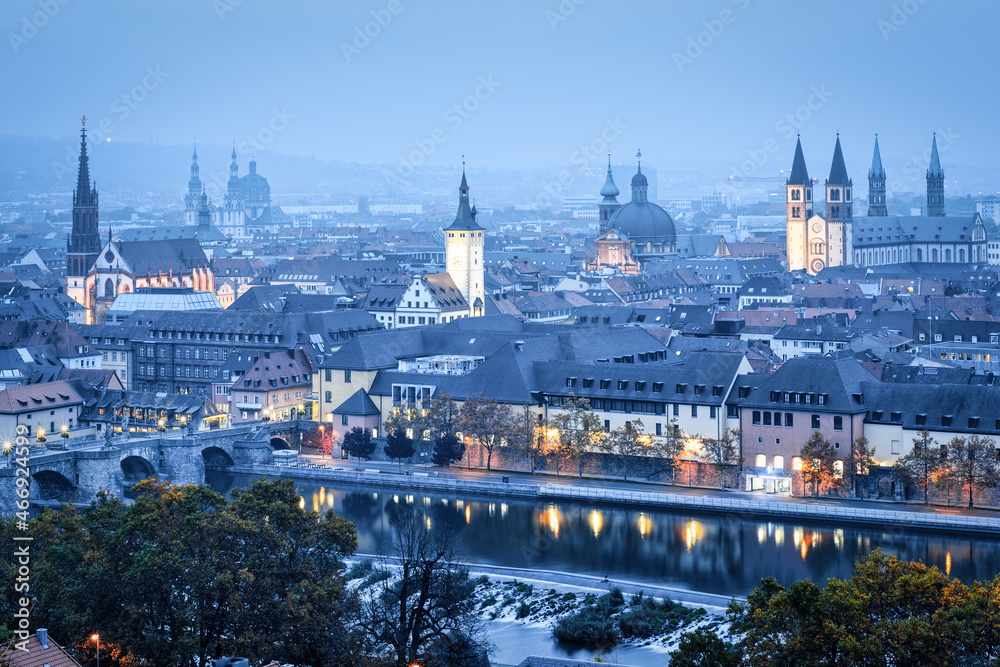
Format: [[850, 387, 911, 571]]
[[755, 454, 766, 467], [792, 457, 803, 471], [773, 455, 784, 469]]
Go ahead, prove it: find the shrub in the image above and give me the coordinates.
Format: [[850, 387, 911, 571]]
[[617, 597, 686, 639], [561, 592, 576, 602], [359, 568, 392, 589], [517, 602, 531, 619], [551, 589, 626, 646], [347, 559, 374, 580]]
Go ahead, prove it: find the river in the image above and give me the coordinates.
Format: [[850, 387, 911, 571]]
[[207, 471, 1000, 664]]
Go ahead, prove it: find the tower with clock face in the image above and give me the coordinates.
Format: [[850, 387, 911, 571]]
[[443, 167, 485, 316], [785, 136, 813, 273]]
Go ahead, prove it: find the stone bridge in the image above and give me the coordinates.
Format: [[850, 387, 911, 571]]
[[0, 420, 311, 513]]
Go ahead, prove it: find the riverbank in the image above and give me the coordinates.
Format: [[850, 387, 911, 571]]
[[346, 557, 731, 665], [232, 462, 1000, 536]]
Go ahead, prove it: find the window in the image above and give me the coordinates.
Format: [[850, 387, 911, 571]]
[[752, 410, 762, 425], [655, 423, 662, 436], [691, 405, 698, 418], [325, 391, 332, 402], [890, 411, 901, 423], [325, 369, 332, 382], [763, 412, 771, 426], [773, 455, 784, 469], [891, 439, 900, 455], [774, 412, 782, 427], [785, 413, 793, 427], [834, 441, 841, 450], [916, 413, 927, 426], [710, 406, 717, 419], [755, 454, 766, 467], [672, 404, 679, 417], [342, 414, 349, 426], [833, 416, 843, 431], [344, 370, 352, 383], [812, 414, 821, 429]]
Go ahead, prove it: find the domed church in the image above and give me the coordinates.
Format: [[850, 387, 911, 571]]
[[587, 151, 677, 273]]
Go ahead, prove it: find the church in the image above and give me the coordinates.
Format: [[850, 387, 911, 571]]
[[65, 119, 216, 324], [185, 145, 290, 238], [586, 151, 677, 274], [786, 134, 988, 274]]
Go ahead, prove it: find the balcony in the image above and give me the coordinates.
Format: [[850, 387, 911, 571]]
[[234, 402, 262, 411]]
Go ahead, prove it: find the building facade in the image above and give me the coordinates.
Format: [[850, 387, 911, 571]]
[[443, 168, 485, 316]]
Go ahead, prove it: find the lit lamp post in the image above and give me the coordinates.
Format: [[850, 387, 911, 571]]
[[91, 633, 100, 667], [35, 427, 46, 448], [2, 440, 10, 468], [60, 424, 69, 448]]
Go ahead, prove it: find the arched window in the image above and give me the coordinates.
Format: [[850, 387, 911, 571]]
[[945, 249, 952, 262], [932, 248, 939, 262], [959, 249, 966, 262], [104, 277, 115, 298], [773, 455, 784, 469], [792, 457, 803, 471], [755, 454, 766, 467], [811, 241, 825, 255], [917, 248, 923, 262], [791, 189, 801, 201]]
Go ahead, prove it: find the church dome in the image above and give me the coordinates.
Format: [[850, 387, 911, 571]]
[[630, 170, 648, 188], [607, 201, 676, 247]]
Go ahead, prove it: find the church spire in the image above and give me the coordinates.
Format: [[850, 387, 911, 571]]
[[75, 116, 94, 207], [787, 135, 810, 185], [229, 144, 239, 180], [445, 160, 483, 231], [630, 149, 648, 204], [867, 134, 887, 216], [67, 116, 101, 287], [827, 134, 850, 185], [599, 151, 621, 231], [927, 132, 945, 216]]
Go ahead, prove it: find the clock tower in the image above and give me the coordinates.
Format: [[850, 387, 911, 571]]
[[443, 164, 485, 316]]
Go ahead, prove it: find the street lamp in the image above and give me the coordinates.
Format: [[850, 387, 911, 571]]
[[36, 427, 46, 447], [2, 440, 10, 468], [60, 424, 69, 446], [91, 634, 100, 667]]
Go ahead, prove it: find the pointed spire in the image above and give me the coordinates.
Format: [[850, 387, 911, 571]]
[[636, 148, 642, 173], [600, 151, 620, 199], [827, 134, 850, 185], [192, 143, 198, 161], [869, 134, 884, 177], [928, 132, 942, 175], [787, 135, 810, 185], [76, 116, 92, 205], [460, 155, 469, 191], [445, 163, 483, 231]]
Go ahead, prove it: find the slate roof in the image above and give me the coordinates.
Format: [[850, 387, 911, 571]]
[[773, 322, 856, 342], [229, 284, 301, 310], [364, 284, 408, 310], [0, 321, 92, 359], [423, 273, 469, 310], [864, 381, 1000, 435], [333, 388, 382, 416], [827, 135, 851, 185], [116, 238, 210, 274], [852, 214, 983, 246], [787, 136, 811, 186], [740, 356, 878, 413]]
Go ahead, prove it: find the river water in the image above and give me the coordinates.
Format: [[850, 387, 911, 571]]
[[208, 471, 1000, 596]]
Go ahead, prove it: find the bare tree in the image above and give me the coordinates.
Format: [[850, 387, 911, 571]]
[[458, 395, 514, 471], [893, 430, 943, 504], [699, 428, 742, 489], [358, 513, 491, 667], [602, 419, 650, 481], [654, 418, 686, 484], [844, 435, 877, 498], [549, 395, 606, 478], [508, 405, 543, 474], [946, 435, 1000, 509]]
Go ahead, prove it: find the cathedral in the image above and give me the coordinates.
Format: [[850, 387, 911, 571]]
[[586, 151, 677, 274], [64, 120, 216, 324], [443, 166, 485, 316], [184, 145, 289, 238], [785, 134, 988, 274]]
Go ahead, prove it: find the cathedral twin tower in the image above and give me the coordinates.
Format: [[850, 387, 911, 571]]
[[786, 133, 948, 274]]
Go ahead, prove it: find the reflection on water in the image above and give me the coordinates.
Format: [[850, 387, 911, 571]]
[[208, 472, 1000, 597]]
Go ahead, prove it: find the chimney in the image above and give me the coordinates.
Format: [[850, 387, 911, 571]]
[[37, 628, 48, 649], [514, 340, 524, 351]]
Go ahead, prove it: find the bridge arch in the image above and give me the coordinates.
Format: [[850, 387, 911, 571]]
[[270, 437, 291, 450], [31, 470, 76, 503], [202, 446, 235, 467], [120, 455, 157, 484]]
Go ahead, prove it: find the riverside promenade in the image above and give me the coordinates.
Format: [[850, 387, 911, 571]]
[[231, 455, 1000, 536]]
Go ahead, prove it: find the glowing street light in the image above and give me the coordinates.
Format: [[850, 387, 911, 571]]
[[92, 634, 100, 667]]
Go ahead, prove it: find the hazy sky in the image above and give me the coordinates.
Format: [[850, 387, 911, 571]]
[[3, 0, 998, 181]]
